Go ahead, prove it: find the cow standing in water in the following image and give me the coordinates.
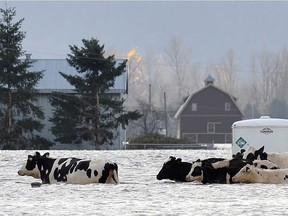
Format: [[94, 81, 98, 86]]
[[232, 164, 288, 184], [156, 156, 193, 182], [185, 158, 233, 184], [186, 157, 279, 184], [156, 156, 225, 182], [237, 145, 288, 168], [20, 152, 119, 184]]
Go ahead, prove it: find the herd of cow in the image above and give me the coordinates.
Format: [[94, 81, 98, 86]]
[[157, 145, 288, 184], [18, 145, 288, 186]]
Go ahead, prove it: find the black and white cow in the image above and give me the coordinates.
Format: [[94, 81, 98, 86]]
[[185, 158, 235, 184], [186, 157, 279, 184], [232, 164, 288, 184], [233, 146, 265, 160], [21, 152, 119, 184], [212, 158, 279, 170], [156, 156, 193, 182], [242, 146, 265, 160], [257, 151, 288, 169], [239, 145, 288, 168], [156, 157, 223, 182]]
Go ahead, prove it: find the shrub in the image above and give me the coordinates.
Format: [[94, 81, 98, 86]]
[[128, 133, 190, 144]]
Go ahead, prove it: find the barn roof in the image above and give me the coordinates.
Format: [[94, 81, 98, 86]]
[[30, 59, 128, 94], [204, 74, 215, 82], [174, 84, 243, 119]]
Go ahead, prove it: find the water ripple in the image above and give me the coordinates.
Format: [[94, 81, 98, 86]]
[[1, 147, 288, 215]]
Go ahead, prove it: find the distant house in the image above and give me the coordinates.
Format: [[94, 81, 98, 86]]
[[31, 58, 128, 150], [174, 75, 243, 144]]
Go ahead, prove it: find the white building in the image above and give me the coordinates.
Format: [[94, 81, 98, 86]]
[[31, 59, 128, 150]]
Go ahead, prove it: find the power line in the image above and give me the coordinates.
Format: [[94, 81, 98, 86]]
[[10, 46, 288, 75]]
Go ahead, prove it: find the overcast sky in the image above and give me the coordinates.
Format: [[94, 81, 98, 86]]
[[2, 1, 288, 72]]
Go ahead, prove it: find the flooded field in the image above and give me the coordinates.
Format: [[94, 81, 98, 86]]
[[1, 145, 288, 216]]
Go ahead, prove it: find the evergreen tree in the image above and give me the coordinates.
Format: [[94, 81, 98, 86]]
[[0, 7, 52, 149], [50, 38, 141, 149]]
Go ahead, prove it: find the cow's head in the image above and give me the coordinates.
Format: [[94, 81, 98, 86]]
[[18, 164, 40, 179], [232, 164, 253, 183], [18, 152, 49, 179], [106, 162, 119, 184], [98, 162, 119, 184], [242, 146, 264, 160], [232, 149, 245, 159], [185, 159, 203, 182], [252, 159, 279, 169], [258, 152, 268, 160], [156, 156, 183, 181]]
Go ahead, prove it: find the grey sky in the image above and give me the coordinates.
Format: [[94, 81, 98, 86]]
[[2, 1, 288, 71]]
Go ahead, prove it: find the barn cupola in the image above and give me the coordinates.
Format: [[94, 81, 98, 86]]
[[204, 75, 215, 86]]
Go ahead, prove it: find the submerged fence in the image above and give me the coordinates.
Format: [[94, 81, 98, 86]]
[[124, 143, 214, 150]]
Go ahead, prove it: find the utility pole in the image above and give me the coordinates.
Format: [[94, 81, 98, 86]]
[[149, 83, 151, 113], [164, 92, 168, 137]]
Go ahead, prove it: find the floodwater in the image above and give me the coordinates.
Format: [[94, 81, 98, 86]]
[[1, 145, 288, 216]]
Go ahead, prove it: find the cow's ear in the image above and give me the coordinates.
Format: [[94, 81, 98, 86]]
[[260, 152, 268, 160], [233, 152, 243, 159], [28, 155, 33, 161], [169, 156, 176, 161], [256, 146, 265, 154], [35, 152, 40, 157], [176, 158, 182, 163], [43, 152, 49, 158], [245, 166, 251, 172], [240, 149, 245, 153], [196, 159, 201, 162]]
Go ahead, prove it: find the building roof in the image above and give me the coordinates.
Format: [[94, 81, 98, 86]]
[[204, 74, 215, 86], [174, 84, 243, 119], [232, 116, 288, 128], [204, 74, 215, 82], [30, 59, 128, 94]]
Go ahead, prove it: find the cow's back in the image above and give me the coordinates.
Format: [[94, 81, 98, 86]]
[[65, 159, 107, 184], [42, 157, 119, 184]]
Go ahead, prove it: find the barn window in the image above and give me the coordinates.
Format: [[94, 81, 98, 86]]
[[207, 123, 215, 133], [225, 102, 231, 111], [192, 103, 197, 111]]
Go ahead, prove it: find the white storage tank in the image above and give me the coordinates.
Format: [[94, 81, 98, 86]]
[[232, 116, 288, 154]]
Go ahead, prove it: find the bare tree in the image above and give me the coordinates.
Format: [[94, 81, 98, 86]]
[[251, 50, 280, 114], [131, 100, 163, 135], [213, 49, 238, 94], [164, 36, 193, 104], [275, 48, 288, 102], [143, 50, 175, 108]]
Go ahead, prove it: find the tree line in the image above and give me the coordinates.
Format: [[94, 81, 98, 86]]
[[126, 40, 288, 138], [1, 7, 287, 149], [0, 7, 141, 150]]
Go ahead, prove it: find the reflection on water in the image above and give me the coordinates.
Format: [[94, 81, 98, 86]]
[[1, 145, 288, 215]]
